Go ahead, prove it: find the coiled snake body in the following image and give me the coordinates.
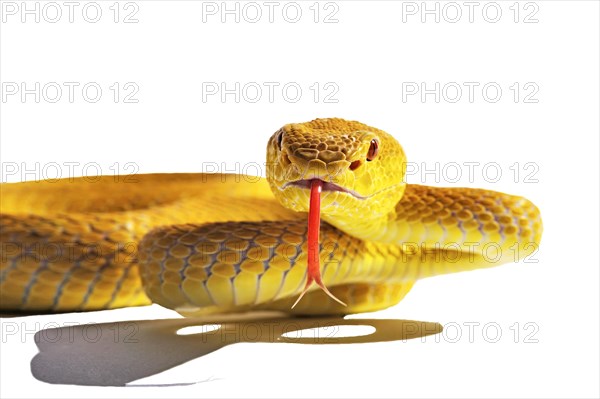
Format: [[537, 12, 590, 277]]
[[0, 119, 542, 316]]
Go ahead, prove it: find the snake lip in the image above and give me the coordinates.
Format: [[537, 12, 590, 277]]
[[282, 179, 367, 200]]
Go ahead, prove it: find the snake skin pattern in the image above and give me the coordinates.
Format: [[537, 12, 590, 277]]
[[0, 119, 543, 315]]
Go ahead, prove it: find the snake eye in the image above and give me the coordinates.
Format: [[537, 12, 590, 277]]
[[277, 132, 284, 150], [366, 139, 379, 161]]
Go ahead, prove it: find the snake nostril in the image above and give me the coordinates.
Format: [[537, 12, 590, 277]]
[[349, 160, 361, 171]]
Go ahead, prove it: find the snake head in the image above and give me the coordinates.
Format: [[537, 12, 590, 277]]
[[266, 118, 407, 220]]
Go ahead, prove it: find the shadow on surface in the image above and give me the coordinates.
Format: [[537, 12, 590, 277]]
[[31, 315, 443, 386]]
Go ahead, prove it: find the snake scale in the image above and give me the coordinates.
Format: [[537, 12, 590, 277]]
[[0, 118, 543, 316]]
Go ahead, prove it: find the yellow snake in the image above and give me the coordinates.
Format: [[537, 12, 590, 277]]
[[0, 118, 543, 316]]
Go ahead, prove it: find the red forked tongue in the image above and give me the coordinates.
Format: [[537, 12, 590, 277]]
[[291, 179, 347, 309]]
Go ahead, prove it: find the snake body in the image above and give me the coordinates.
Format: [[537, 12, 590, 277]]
[[0, 119, 542, 316]]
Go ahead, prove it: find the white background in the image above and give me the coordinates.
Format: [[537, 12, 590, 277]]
[[1, 0, 599, 397]]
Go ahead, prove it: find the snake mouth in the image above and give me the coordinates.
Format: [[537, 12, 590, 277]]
[[281, 179, 367, 200]]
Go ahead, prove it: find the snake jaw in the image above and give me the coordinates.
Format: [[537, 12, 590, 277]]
[[291, 179, 347, 309], [281, 179, 367, 200]]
